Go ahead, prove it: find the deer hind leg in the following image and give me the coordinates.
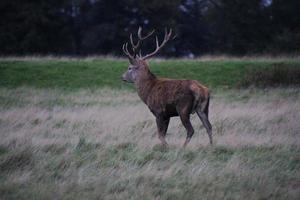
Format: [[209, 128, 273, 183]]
[[156, 117, 170, 146], [196, 110, 213, 145], [179, 113, 195, 148]]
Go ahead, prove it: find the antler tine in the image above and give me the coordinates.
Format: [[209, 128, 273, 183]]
[[138, 27, 155, 40], [123, 42, 129, 56], [122, 43, 127, 55], [130, 33, 140, 55], [141, 28, 173, 60], [122, 42, 135, 60]]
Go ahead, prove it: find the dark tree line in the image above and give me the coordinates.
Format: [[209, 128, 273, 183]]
[[0, 0, 299, 56]]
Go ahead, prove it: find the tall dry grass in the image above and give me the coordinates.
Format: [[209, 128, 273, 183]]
[[0, 87, 299, 149], [0, 87, 299, 199]]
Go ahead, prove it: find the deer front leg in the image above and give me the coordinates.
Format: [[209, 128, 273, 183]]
[[155, 116, 170, 146]]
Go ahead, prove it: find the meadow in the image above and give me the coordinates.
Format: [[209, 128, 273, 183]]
[[0, 57, 299, 199]]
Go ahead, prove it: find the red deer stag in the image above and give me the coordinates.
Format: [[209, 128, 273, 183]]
[[121, 27, 212, 147]]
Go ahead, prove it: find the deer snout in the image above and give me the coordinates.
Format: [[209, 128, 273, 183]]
[[121, 74, 127, 82]]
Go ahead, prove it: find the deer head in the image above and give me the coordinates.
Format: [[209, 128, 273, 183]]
[[121, 27, 173, 83]]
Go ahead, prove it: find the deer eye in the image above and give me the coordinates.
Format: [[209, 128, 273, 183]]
[[128, 67, 132, 70]]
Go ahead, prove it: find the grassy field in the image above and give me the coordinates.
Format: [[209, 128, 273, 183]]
[[0, 58, 300, 199], [1, 57, 300, 89]]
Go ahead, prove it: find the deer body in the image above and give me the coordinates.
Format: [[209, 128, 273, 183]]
[[122, 28, 212, 147]]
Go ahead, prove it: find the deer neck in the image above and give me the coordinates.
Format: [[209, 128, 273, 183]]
[[134, 70, 156, 103]]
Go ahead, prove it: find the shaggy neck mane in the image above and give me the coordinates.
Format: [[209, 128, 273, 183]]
[[135, 69, 156, 103]]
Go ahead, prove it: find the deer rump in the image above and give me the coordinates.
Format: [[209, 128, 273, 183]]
[[144, 79, 210, 118]]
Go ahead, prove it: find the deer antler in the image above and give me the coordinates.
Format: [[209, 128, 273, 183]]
[[140, 28, 173, 60], [122, 43, 135, 60], [138, 27, 155, 40], [123, 27, 155, 59]]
